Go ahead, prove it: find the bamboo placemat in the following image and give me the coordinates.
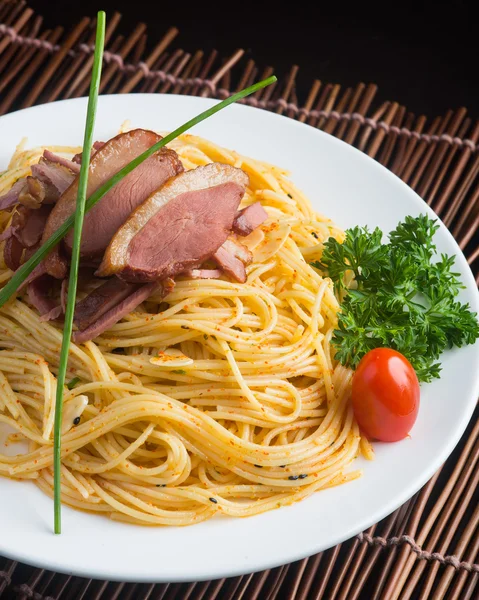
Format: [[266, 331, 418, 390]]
[[0, 1, 478, 598]]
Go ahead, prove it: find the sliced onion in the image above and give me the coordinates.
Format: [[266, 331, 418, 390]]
[[150, 348, 194, 368], [254, 222, 291, 263], [62, 395, 88, 434]]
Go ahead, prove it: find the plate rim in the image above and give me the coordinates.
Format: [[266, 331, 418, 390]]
[[0, 93, 478, 583]]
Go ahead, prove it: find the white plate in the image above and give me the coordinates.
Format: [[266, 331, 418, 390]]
[[0, 94, 478, 583]]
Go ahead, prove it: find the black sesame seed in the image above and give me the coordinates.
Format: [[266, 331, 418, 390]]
[[209, 497, 218, 504], [156, 484, 166, 487], [288, 475, 299, 480], [287, 193, 293, 199], [254, 464, 263, 468], [312, 232, 318, 239], [279, 465, 286, 468], [299, 474, 308, 479], [73, 417, 81, 426]]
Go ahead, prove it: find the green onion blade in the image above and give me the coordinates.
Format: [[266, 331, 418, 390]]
[[52, 10, 106, 535]]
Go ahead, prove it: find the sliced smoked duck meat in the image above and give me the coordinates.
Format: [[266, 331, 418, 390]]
[[72, 141, 105, 164], [18, 205, 51, 248], [212, 237, 253, 283], [3, 235, 23, 271], [72, 278, 174, 343], [97, 163, 249, 283], [27, 274, 63, 321], [74, 277, 139, 331], [232, 202, 268, 236], [42, 150, 81, 174], [31, 157, 77, 203], [0, 179, 28, 211], [42, 129, 183, 279]]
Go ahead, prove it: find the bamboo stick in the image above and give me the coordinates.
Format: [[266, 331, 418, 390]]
[[316, 84, 341, 129], [408, 109, 454, 192], [21, 17, 90, 108], [140, 52, 170, 93], [0, 25, 63, 113], [298, 79, 321, 123], [172, 49, 203, 95], [0, 8, 38, 78], [159, 51, 192, 94], [146, 49, 182, 94], [275, 64, 298, 115], [98, 22, 146, 93], [334, 82, 364, 139], [254, 66, 275, 101], [400, 114, 446, 183], [120, 26, 178, 94], [417, 107, 468, 201], [432, 503, 479, 600], [344, 83, 377, 146], [357, 100, 389, 151], [108, 33, 147, 94], [190, 49, 217, 96], [200, 48, 244, 97], [64, 11, 122, 99], [391, 113, 425, 175], [323, 87, 352, 135], [0, 3, 31, 56], [378, 105, 406, 167]]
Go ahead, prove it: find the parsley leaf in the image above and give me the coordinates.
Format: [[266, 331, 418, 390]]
[[314, 214, 479, 382]]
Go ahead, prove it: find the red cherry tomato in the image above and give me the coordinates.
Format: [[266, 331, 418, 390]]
[[351, 348, 420, 442]]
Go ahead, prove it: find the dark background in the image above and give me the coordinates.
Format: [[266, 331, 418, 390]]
[[27, 0, 479, 118]]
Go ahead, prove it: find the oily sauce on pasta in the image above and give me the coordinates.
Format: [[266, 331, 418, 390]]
[[0, 133, 372, 525]]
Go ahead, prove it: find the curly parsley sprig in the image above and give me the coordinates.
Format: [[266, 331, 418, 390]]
[[312, 214, 479, 383]]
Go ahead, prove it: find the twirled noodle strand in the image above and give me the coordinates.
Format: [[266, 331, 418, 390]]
[[0, 133, 372, 524]]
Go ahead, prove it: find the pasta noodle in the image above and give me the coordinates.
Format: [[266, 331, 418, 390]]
[[0, 133, 372, 525]]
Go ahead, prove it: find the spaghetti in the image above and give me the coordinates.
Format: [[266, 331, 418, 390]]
[[0, 133, 372, 525]]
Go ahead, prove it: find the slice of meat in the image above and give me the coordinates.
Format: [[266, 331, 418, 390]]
[[72, 141, 105, 164], [42, 129, 183, 279], [27, 274, 62, 320], [0, 179, 27, 211], [31, 158, 76, 203], [43, 150, 81, 174], [2, 205, 51, 271], [98, 163, 249, 283], [72, 278, 174, 343], [4, 235, 23, 271], [74, 278, 138, 330], [0, 156, 77, 213], [212, 237, 253, 283], [18, 261, 47, 291], [19, 176, 45, 209], [0, 206, 28, 244], [17, 205, 51, 248], [40, 304, 64, 322], [0, 226, 13, 243], [232, 202, 268, 236]]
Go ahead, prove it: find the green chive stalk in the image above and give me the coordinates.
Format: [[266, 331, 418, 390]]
[[53, 11, 105, 534]]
